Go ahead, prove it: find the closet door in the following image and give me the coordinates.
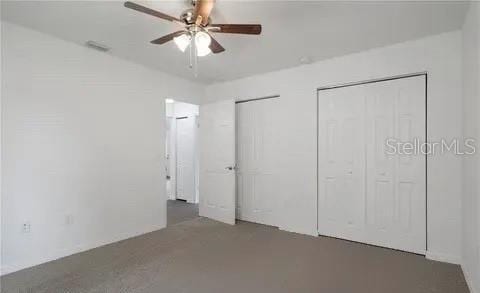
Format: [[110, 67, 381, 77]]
[[236, 98, 280, 226], [318, 75, 426, 254], [317, 85, 367, 241], [364, 76, 426, 254]]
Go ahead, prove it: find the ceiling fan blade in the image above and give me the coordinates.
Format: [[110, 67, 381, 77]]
[[124, 1, 182, 23], [209, 34, 225, 54], [194, 0, 215, 26], [151, 31, 186, 45], [209, 24, 262, 35]]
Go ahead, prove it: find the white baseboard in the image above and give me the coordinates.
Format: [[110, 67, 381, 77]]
[[279, 225, 317, 237], [462, 264, 479, 293], [426, 251, 461, 265], [1, 223, 166, 276]]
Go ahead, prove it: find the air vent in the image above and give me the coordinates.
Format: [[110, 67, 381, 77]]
[[85, 41, 110, 52]]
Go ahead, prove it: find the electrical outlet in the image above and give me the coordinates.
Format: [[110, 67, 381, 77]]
[[65, 214, 74, 226], [22, 222, 31, 233]]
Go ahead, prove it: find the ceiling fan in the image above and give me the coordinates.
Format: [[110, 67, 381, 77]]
[[124, 0, 262, 58]]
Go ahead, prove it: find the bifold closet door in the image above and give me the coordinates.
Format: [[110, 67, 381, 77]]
[[318, 75, 426, 254], [317, 85, 367, 241], [364, 76, 426, 254], [236, 98, 280, 226]]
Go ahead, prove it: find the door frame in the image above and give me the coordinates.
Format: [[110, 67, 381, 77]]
[[235, 94, 281, 105], [316, 72, 428, 252], [165, 116, 176, 200]]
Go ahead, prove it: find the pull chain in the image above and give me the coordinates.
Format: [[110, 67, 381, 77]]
[[189, 32, 193, 69], [193, 34, 198, 77], [187, 31, 199, 78]]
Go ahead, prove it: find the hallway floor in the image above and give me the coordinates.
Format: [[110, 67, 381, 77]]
[[167, 199, 199, 226]]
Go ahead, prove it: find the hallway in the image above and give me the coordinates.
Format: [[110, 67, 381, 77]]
[[167, 200, 199, 226]]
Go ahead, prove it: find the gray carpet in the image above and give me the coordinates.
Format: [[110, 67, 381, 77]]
[[0, 218, 469, 293], [167, 199, 199, 226]]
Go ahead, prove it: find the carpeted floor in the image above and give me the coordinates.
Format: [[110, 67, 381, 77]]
[[0, 218, 469, 293], [167, 199, 199, 226]]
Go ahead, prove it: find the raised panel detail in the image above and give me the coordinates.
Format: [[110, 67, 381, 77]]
[[398, 182, 414, 230], [374, 180, 394, 230]]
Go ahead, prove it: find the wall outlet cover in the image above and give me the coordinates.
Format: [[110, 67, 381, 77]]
[[22, 222, 31, 233]]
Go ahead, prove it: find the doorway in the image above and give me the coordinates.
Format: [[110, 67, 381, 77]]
[[165, 99, 200, 226]]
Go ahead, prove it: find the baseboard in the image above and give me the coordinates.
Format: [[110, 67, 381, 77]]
[[462, 264, 479, 293], [279, 225, 317, 237], [0, 222, 166, 276], [426, 251, 461, 265]]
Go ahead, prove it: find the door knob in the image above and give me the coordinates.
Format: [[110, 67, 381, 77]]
[[225, 166, 236, 171]]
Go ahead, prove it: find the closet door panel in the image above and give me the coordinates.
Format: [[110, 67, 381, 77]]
[[318, 75, 426, 254], [317, 85, 366, 241], [236, 98, 281, 226]]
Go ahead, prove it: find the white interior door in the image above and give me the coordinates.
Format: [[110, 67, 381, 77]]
[[317, 85, 367, 241], [199, 100, 236, 225], [364, 76, 426, 253], [236, 98, 280, 226], [176, 116, 196, 202], [318, 75, 426, 254]]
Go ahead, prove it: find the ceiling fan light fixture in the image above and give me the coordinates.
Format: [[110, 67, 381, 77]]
[[174, 33, 191, 52], [196, 45, 212, 57], [194, 31, 211, 56]]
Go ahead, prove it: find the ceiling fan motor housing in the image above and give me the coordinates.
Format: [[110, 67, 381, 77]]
[[180, 9, 194, 24], [180, 8, 210, 26]]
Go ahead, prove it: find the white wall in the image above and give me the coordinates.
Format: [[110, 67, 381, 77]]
[[206, 31, 463, 264], [462, 1, 480, 292], [1, 21, 203, 275], [173, 102, 199, 117], [166, 101, 199, 118]]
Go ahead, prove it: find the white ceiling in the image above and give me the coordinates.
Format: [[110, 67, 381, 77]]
[[1, 1, 469, 84]]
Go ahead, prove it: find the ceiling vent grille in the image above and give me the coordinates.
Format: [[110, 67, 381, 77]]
[[85, 41, 110, 52]]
